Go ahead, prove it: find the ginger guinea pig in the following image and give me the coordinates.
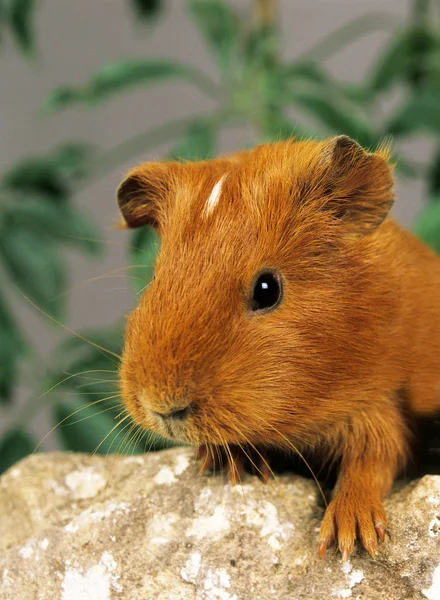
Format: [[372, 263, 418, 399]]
[[117, 136, 440, 560]]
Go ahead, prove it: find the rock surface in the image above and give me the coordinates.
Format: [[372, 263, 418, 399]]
[[0, 448, 439, 600]]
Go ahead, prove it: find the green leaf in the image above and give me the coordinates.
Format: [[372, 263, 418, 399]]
[[4, 200, 102, 256], [262, 111, 296, 140], [0, 429, 35, 473], [46, 144, 92, 179], [337, 83, 374, 106], [283, 62, 374, 107], [0, 229, 66, 318], [258, 109, 317, 142], [0, 3, 5, 43], [369, 26, 439, 93], [243, 25, 279, 72], [283, 61, 331, 86], [5, 0, 35, 54], [3, 161, 69, 201], [413, 196, 440, 253], [386, 91, 440, 137], [168, 119, 216, 161], [130, 0, 163, 19], [45, 60, 201, 111], [287, 90, 374, 147], [428, 147, 440, 194], [368, 28, 413, 93], [188, 0, 238, 71], [0, 290, 27, 403], [2, 144, 91, 201], [129, 226, 160, 294]]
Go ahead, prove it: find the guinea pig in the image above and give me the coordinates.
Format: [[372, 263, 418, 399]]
[[117, 136, 440, 560]]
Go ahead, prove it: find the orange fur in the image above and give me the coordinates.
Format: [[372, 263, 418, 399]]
[[117, 136, 440, 559]]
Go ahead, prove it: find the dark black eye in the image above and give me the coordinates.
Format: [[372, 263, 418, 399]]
[[250, 271, 283, 312]]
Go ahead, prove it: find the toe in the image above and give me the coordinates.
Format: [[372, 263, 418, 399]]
[[357, 508, 379, 557], [318, 505, 336, 559], [196, 445, 215, 474], [336, 512, 356, 561]]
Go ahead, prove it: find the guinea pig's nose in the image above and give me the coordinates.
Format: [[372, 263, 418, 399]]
[[152, 405, 192, 422]]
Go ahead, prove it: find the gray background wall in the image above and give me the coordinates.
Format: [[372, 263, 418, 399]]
[[0, 0, 430, 443]]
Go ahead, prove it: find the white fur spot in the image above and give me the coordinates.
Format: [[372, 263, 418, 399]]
[[204, 175, 227, 217]]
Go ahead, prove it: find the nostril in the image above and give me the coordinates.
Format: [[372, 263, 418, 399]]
[[153, 405, 192, 422], [169, 406, 191, 421]]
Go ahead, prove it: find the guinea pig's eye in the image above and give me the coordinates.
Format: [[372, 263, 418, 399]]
[[250, 270, 283, 313]]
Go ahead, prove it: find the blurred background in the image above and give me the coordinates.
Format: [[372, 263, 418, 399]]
[[1, 0, 440, 472]]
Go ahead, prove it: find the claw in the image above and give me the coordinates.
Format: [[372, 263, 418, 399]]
[[375, 521, 386, 542], [258, 460, 271, 484], [318, 540, 330, 560], [365, 540, 378, 559], [340, 544, 352, 562]]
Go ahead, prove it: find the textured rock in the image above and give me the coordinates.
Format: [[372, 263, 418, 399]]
[[0, 448, 439, 600]]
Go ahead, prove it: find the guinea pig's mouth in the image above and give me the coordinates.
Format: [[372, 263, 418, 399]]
[[141, 397, 201, 444], [151, 411, 190, 442], [135, 391, 252, 446]]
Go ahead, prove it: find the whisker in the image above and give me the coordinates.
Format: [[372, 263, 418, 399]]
[[63, 404, 122, 427], [94, 413, 132, 456], [116, 423, 138, 457], [230, 441, 249, 512], [75, 379, 119, 389], [16, 289, 122, 361], [143, 430, 156, 454], [267, 424, 327, 508], [34, 394, 123, 452], [38, 369, 118, 399], [125, 424, 144, 456], [57, 232, 159, 255], [100, 413, 132, 504], [51, 273, 145, 302], [67, 390, 120, 396], [213, 440, 222, 477]]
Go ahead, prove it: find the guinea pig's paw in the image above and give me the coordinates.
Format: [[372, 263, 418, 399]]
[[318, 492, 388, 561], [195, 445, 272, 485]]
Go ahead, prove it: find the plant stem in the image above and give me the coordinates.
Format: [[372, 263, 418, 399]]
[[256, 0, 277, 29], [254, 0, 279, 68]]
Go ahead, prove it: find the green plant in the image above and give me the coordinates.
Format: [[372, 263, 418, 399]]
[[1, 0, 440, 473]]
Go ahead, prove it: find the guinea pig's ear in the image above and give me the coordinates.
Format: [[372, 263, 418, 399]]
[[117, 162, 182, 229], [319, 135, 394, 235]]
